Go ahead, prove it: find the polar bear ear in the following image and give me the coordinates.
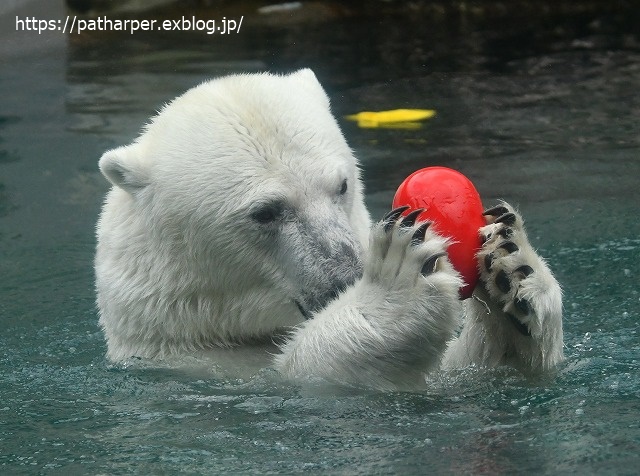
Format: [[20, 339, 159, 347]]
[[99, 144, 150, 195], [288, 68, 330, 108]]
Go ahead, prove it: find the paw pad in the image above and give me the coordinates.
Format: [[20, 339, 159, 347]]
[[495, 269, 511, 294], [506, 313, 532, 336], [514, 297, 531, 315], [498, 227, 514, 239]]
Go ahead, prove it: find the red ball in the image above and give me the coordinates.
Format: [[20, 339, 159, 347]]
[[392, 167, 485, 299]]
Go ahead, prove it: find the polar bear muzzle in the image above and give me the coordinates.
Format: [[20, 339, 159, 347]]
[[279, 211, 364, 320], [295, 240, 363, 319]]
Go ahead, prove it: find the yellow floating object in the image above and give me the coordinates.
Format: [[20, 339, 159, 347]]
[[346, 109, 436, 128]]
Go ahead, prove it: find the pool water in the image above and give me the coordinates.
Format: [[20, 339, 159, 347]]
[[1, 1, 639, 473]]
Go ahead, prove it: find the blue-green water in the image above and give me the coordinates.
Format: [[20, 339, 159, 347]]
[[1, 2, 639, 474]]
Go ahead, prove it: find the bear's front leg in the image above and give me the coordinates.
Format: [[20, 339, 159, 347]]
[[443, 202, 563, 373], [274, 207, 463, 390]]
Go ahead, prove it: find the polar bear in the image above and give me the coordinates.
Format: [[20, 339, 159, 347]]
[[96, 69, 563, 390]]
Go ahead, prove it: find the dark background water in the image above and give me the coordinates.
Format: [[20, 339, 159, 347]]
[[1, 0, 639, 473]]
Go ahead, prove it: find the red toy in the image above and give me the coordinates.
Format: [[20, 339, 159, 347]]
[[392, 167, 485, 299]]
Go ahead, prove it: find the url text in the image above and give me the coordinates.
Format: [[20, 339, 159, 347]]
[[15, 15, 244, 35]]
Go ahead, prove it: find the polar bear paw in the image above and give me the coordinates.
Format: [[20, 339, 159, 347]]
[[357, 206, 461, 337], [366, 206, 461, 294], [477, 202, 544, 337], [351, 206, 463, 371]]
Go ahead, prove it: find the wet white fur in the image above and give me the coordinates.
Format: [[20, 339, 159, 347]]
[[96, 69, 563, 390]]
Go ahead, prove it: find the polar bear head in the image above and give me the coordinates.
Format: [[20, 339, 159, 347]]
[[95, 69, 371, 360]]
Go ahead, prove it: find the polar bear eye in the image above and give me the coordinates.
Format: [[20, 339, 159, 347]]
[[339, 179, 348, 196], [251, 202, 284, 224]]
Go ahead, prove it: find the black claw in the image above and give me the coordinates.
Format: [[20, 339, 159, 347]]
[[495, 269, 511, 294], [382, 206, 409, 232], [498, 241, 519, 254], [506, 313, 532, 337], [399, 208, 424, 228], [498, 227, 514, 239], [383, 205, 409, 222], [514, 265, 534, 278], [514, 297, 531, 315], [483, 205, 509, 217], [411, 221, 432, 245], [495, 212, 516, 226], [484, 252, 494, 272], [421, 252, 447, 276]]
